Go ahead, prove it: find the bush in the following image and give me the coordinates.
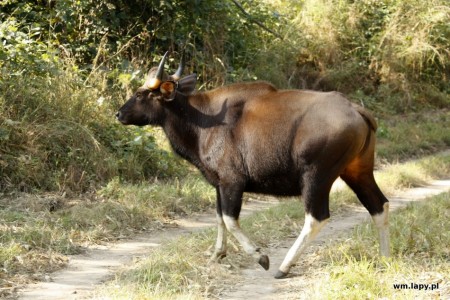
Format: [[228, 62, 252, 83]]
[[0, 57, 185, 192], [254, 0, 449, 111], [0, 0, 449, 193]]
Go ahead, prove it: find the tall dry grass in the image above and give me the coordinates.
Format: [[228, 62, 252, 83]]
[[255, 0, 449, 111]]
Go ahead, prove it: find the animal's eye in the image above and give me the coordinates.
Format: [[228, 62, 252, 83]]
[[136, 92, 144, 101]]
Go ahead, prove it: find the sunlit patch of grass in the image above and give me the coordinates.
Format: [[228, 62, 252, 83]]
[[376, 153, 450, 195], [305, 192, 450, 300], [376, 164, 429, 193], [98, 174, 216, 218], [376, 111, 450, 161]]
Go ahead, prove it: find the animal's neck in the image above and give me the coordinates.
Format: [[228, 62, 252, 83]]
[[162, 98, 202, 168], [161, 92, 228, 173]]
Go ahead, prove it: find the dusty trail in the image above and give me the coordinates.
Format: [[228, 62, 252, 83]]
[[18, 198, 278, 300], [17, 180, 450, 300]]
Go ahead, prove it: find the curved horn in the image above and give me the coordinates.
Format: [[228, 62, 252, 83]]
[[147, 51, 168, 89], [172, 51, 185, 81], [156, 51, 168, 80]]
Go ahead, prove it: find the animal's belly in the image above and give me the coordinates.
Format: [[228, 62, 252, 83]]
[[245, 176, 301, 196]]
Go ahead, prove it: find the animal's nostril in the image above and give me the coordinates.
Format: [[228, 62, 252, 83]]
[[115, 112, 120, 119]]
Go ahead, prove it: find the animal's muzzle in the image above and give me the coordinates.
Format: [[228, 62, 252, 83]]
[[115, 111, 127, 124]]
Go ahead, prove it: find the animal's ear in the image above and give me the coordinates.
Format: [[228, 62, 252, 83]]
[[177, 74, 197, 95], [159, 74, 197, 101], [160, 81, 177, 101]]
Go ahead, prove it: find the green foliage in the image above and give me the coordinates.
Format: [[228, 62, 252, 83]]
[[257, 0, 449, 111], [0, 0, 449, 193], [0, 62, 185, 192], [0, 0, 282, 85]]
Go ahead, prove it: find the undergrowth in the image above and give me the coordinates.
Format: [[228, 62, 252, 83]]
[[1, 0, 449, 194], [0, 66, 186, 192], [376, 110, 450, 161]]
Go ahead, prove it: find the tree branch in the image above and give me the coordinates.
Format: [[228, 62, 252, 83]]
[[230, 0, 283, 40]]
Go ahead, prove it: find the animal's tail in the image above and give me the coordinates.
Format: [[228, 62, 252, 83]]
[[351, 103, 378, 155], [351, 103, 378, 132]]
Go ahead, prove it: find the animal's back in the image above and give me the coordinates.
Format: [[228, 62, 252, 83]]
[[222, 89, 369, 195], [201, 81, 277, 107], [197, 85, 373, 196], [237, 89, 362, 140]]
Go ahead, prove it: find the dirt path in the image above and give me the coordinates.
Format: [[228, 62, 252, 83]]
[[18, 198, 278, 300], [17, 180, 450, 300]]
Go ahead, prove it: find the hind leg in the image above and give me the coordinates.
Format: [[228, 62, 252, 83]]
[[275, 212, 329, 279], [341, 171, 390, 257], [372, 202, 390, 257], [275, 175, 333, 279]]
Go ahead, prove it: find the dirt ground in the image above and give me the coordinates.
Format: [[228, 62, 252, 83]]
[[17, 179, 450, 300]]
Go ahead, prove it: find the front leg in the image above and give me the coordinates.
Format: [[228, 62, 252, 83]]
[[210, 189, 228, 262], [219, 182, 270, 270]]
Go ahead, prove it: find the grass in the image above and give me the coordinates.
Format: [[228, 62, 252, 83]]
[[91, 153, 450, 299], [0, 151, 448, 297], [304, 191, 450, 300], [98, 175, 216, 218], [0, 175, 215, 294], [376, 110, 450, 161], [375, 153, 450, 196]]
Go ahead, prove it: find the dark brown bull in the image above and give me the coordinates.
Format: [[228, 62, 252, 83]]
[[116, 52, 390, 279]]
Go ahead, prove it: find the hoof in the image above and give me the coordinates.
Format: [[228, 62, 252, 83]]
[[274, 270, 288, 279], [258, 254, 270, 270], [209, 251, 226, 263]]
